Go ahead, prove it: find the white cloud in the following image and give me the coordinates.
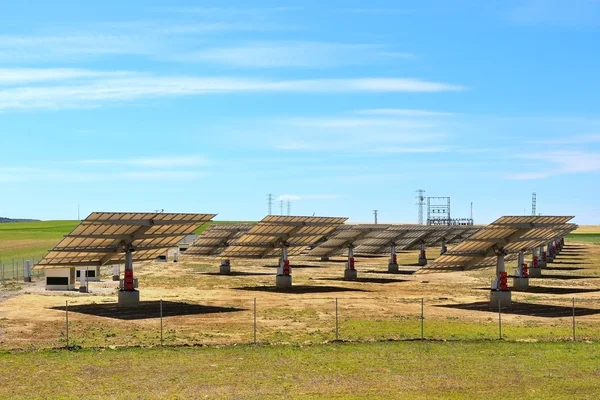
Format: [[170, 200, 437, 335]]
[[0, 166, 206, 183], [371, 145, 452, 154], [532, 134, 600, 145], [81, 156, 208, 168], [510, 0, 600, 27], [177, 41, 413, 68], [355, 108, 456, 117], [0, 68, 132, 85], [505, 172, 550, 180], [505, 150, 600, 180], [0, 71, 464, 111]]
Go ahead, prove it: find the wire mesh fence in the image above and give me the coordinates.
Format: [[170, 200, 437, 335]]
[[3, 294, 599, 351], [0, 256, 45, 283]]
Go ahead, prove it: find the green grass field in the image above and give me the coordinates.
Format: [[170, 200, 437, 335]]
[[0, 341, 598, 399], [566, 233, 600, 244], [0, 220, 79, 263]]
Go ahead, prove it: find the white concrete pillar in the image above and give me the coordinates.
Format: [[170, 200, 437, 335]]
[[440, 238, 447, 255], [539, 245, 547, 267], [79, 267, 87, 293], [112, 265, 120, 281], [517, 250, 524, 277], [344, 247, 358, 280]]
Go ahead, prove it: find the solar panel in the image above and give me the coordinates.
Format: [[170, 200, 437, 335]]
[[352, 225, 481, 255], [421, 217, 576, 273], [308, 224, 390, 257], [219, 215, 347, 259], [36, 212, 216, 269], [184, 223, 253, 256]]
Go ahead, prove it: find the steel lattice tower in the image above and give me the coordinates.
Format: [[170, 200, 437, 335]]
[[532, 192, 537, 216]]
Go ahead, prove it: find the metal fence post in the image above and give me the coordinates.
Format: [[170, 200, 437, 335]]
[[253, 297, 257, 344], [421, 298, 424, 340], [498, 300, 502, 340], [66, 300, 69, 348], [572, 297, 576, 341], [335, 297, 339, 341], [160, 299, 163, 346]]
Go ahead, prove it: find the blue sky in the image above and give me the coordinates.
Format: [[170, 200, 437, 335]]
[[1, 0, 599, 224]]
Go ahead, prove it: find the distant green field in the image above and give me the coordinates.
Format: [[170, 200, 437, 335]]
[[0, 219, 255, 265], [0, 341, 599, 399], [0, 220, 79, 263], [567, 233, 600, 244]]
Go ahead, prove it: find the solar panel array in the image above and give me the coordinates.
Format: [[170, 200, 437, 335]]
[[184, 224, 253, 256], [36, 212, 216, 269], [219, 215, 347, 258], [350, 225, 481, 255], [421, 216, 576, 273], [308, 224, 390, 257]]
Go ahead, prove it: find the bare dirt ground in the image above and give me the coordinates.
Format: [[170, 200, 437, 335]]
[[1, 240, 600, 349]]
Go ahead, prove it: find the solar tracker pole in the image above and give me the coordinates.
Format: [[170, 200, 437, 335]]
[[253, 297, 257, 344], [344, 246, 357, 280], [388, 244, 398, 273], [276, 245, 292, 289], [418, 241, 427, 266], [440, 238, 447, 255]]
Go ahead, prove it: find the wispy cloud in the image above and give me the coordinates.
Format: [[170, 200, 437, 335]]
[[371, 145, 452, 154], [355, 108, 456, 117], [505, 150, 600, 180], [510, 0, 600, 27], [0, 167, 206, 183], [0, 68, 133, 85], [531, 134, 600, 145], [176, 41, 413, 68], [0, 70, 464, 111], [81, 156, 208, 168]]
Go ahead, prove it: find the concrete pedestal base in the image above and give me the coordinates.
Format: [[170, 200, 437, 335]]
[[344, 269, 358, 280], [388, 263, 399, 273], [320, 257, 330, 262], [513, 277, 529, 290], [118, 290, 140, 307], [79, 286, 88, 293], [490, 290, 511, 307], [539, 261, 547, 268], [23, 277, 31, 283], [275, 274, 292, 289], [418, 257, 427, 266], [219, 264, 231, 274], [529, 267, 542, 277], [112, 275, 120, 281], [547, 256, 554, 263]]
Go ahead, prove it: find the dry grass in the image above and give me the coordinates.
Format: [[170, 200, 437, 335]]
[[2, 240, 600, 349]]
